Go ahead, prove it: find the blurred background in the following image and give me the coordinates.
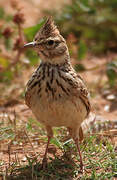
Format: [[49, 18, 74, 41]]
[[0, 0, 117, 178]]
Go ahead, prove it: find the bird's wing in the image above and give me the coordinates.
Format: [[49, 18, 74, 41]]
[[70, 73, 91, 117]]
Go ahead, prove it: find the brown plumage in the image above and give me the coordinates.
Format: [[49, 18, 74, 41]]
[[24, 17, 91, 172]]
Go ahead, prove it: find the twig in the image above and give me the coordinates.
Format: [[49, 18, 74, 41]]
[[13, 110, 17, 135], [18, 23, 24, 44], [8, 144, 11, 168], [24, 129, 37, 156]]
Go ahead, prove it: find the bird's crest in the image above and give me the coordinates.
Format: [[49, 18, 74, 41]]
[[34, 17, 60, 40]]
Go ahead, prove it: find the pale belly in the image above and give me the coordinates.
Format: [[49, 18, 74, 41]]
[[30, 94, 87, 128]]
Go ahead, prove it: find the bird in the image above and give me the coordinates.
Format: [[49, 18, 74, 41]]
[[24, 17, 91, 172]]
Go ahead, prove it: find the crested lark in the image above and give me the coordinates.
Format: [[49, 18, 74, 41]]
[[24, 17, 91, 171]]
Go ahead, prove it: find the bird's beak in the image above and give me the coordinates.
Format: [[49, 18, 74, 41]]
[[24, 41, 36, 48]]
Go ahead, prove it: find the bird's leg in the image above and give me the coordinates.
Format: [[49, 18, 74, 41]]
[[42, 136, 51, 168], [42, 126, 53, 168], [79, 126, 84, 142], [68, 127, 84, 173], [74, 137, 84, 173]]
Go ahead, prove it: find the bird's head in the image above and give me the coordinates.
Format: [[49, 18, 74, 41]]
[[24, 17, 69, 64]]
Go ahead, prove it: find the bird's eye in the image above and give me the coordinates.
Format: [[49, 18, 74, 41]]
[[47, 40, 54, 45]]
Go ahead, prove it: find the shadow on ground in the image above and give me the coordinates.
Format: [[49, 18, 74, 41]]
[[6, 153, 81, 180]]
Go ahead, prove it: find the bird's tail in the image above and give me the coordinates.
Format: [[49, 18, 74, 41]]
[[81, 113, 117, 135]]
